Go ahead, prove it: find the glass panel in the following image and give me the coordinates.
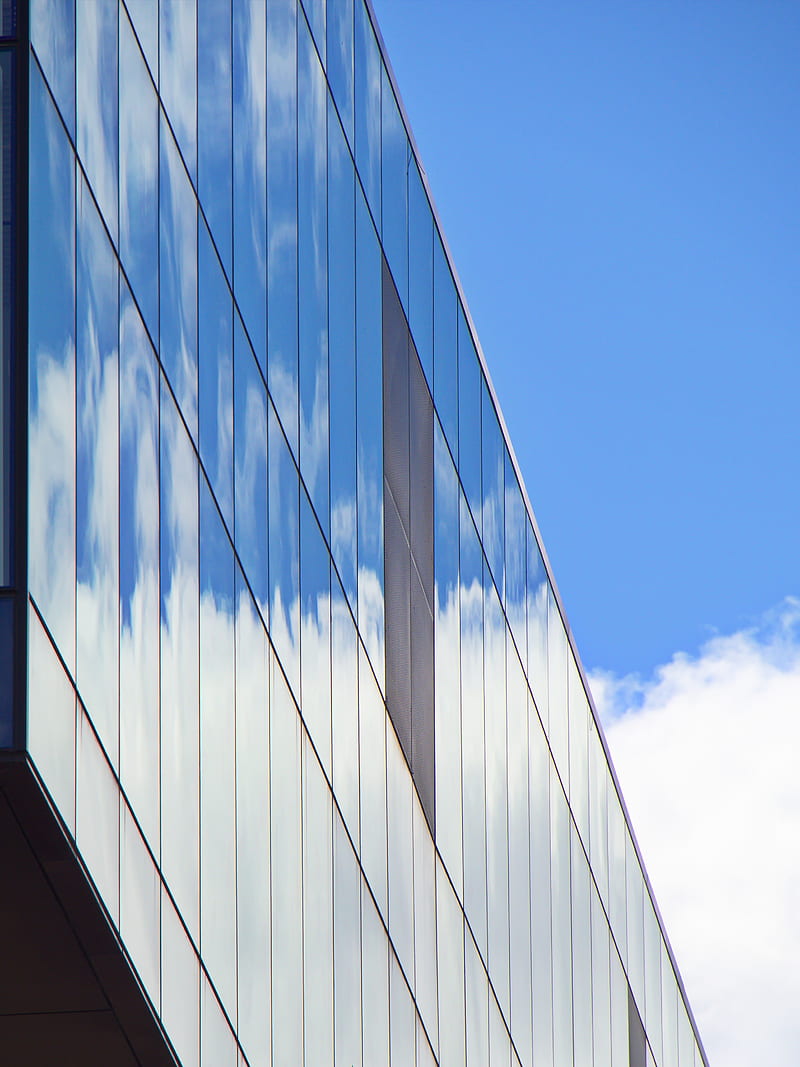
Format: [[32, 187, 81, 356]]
[[304, 0, 325, 62], [328, 99, 357, 608], [120, 799, 160, 1007], [589, 716, 610, 909], [160, 379, 200, 938], [270, 657, 303, 1063], [355, 185, 384, 689], [76, 173, 119, 763], [298, 15, 329, 535], [268, 401, 300, 697], [644, 893, 664, 1063], [507, 643, 532, 1067], [234, 567, 271, 1067], [199, 478, 237, 1020], [504, 454, 526, 658], [464, 928, 489, 1067], [334, 813, 362, 1067], [408, 157, 433, 387], [608, 785, 628, 965], [28, 604, 75, 831], [433, 421, 462, 896], [550, 772, 574, 1066], [526, 525, 548, 728], [433, 232, 457, 458], [303, 736, 334, 1065], [481, 383, 504, 595], [570, 828, 593, 1067], [233, 313, 268, 613], [162, 887, 200, 1067], [0, 51, 10, 589], [529, 703, 553, 1064], [198, 0, 232, 277], [457, 307, 481, 528], [361, 881, 390, 1067], [232, 0, 267, 369], [489, 991, 511, 1067], [662, 942, 680, 1067], [201, 977, 237, 1067], [159, 0, 197, 180], [120, 8, 158, 339], [591, 882, 612, 1067], [77, 707, 119, 922], [76, 0, 118, 242], [678, 1000, 695, 1067], [300, 490, 332, 776], [390, 951, 416, 1066], [417, 1016, 437, 1067], [125, 0, 158, 79], [198, 216, 234, 530], [326, 0, 353, 147], [159, 111, 198, 441], [547, 585, 568, 782], [626, 832, 646, 1016], [387, 720, 414, 982], [0, 600, 12, 745], [413, 792, 438, 1054], [31, 0, 75, 136], [436, 859, 466, 1067], [484, 565, 510, 1018], [610, 944, 629, 1067], [119, 281, 160, 857], [381, 67, 407, 308], [354, 0, 380, 221], [359, 645, 387, 918], [331, 573, 359, 844], [29, 59, 76, 673], [266, 0, 298, 455], [568, 651, 590, 844], [460, 495, 487, 957]]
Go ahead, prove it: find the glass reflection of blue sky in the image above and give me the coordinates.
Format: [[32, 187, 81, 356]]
[[327, 0, 354, 148], [198, 0, 232, 280], [354, 0, 380, 223], [269, 400, 300, 698], [433, 231, 458, 463], [381, 67, 408, 310], [77, 0, 118, 244], [31, 0, 75, 137], [300, 487, 332, 775], [159, 0, 197, 181]]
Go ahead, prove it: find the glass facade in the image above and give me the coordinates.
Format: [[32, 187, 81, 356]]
[[16, 0, 708, 1064]]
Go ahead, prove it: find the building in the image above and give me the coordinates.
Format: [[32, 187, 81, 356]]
[[0, 1, 707, 1064]]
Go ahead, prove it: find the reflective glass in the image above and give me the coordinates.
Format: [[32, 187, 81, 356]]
[[298, 17, 329, 534], [390, 952, 416, 1066], [120, 799, 160, 1007], [550, 772, 574, 1066], [160, 379, 200, 938], [626, 832, 646, 1016], [76, 174, 119, 762], [268, 401, 300, 697], [489, 991, 510, 1067], [408, 157, 433, 387], [198, 217, 234, 530], [481, 383, 504, 595], [328, 99, 357, 608], [77, 0, 118, 242], [29, 59, 76, 673], [119, 281, 160, 858], [589, 715, 610, 908], [326, 0, 353, 147], [266, 0, 299, 455], [644, 893, 664, 1063], [608, 785, 628, 964], [413, 792, 438, 1053], [355, 185, 384, 688], [361, 881, 390, 1067], [610, 944, 629, 1067], [201, 977, 237, 1067], [387, 720, 414, 982], [159, 0, 197, 180], [232, 0, 267, 369], [459, 495, 487, 957], [334, 813, 362, 1067], [270, 657, 303, 1064], [458, 307, 481, 528], [381, 66, 407, 308], [433, 421, 462, 895], [662, 942, 680, 1067], [0, 53, 9, 588], [546, 585, 568, 782], [304, 0, 325, 61], [31, 0, 75, 136], [678, 1001, 695, 1067], [506, 644, 533, 1067], [418, 1017, 437, 1067], [465, 928, 489, 1067], [332, 573, 359, 844], [28, 604, 75, 831], [528, 703, 553, 1064], [162, 887, 201, 1067], [120, 9, 158, 339], [198, 0, 232, 278], [77, 707, 119, 923], [504, 454, 526, 658], [591, 883, 612, 1067], [436, 859, 466, 1067], [199, 477, 237, 1020], [303, 736, 334, 1065], [354, 0, 380, 221], [0, 601, 12, 745], [568, 651, 590, 845], [125, 0, 158, 79], [159, 111, 198, 441], [234, 567, 271, 1067], [570, 828, 593, 1067], [526, 524, 548, 727], [359, 645, 387, 918], [233, 314, 268, 613], [300, 490, 332, 776], [433, 232, 458, 458], [484, 565, 510, 1018]]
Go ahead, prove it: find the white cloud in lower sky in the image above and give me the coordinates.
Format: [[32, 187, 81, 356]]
[[590, 598, 800, 1067]]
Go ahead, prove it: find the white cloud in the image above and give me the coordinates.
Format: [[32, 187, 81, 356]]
[[591, 598, 800, 1067]]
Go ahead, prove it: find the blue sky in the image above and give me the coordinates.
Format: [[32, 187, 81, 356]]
[[372, 0, 800, 680], [371, 3, 800, 1063]]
